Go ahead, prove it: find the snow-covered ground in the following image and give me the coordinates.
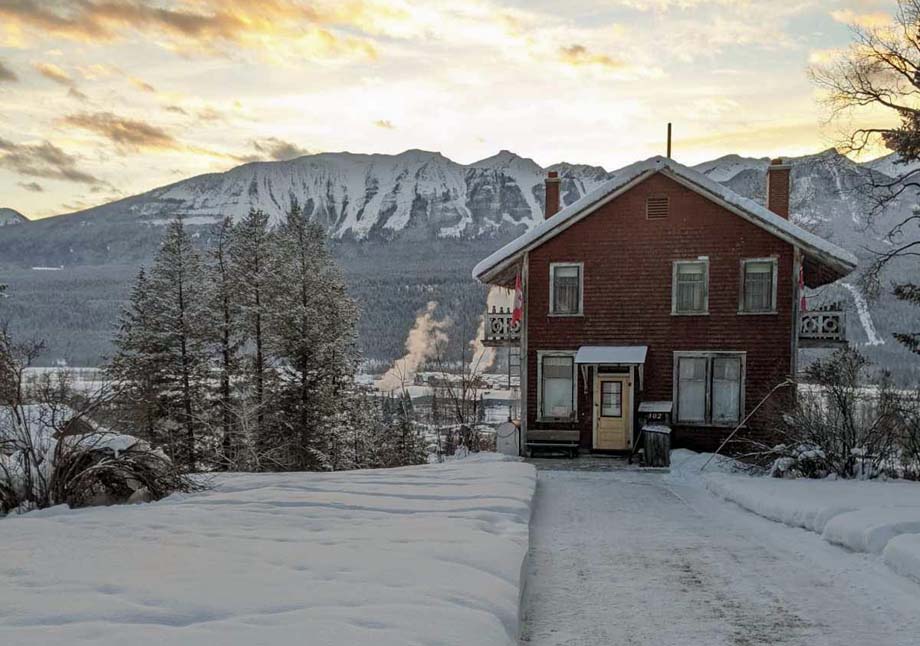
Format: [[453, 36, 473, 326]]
[[0, 455, 536, 646], [703, 459, 920, 585], [521, 453, 920, 645]]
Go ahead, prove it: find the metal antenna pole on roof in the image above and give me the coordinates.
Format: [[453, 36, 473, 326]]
[[667, 123, 672, 159]]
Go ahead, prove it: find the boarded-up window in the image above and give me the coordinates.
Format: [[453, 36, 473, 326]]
[[742, 259, 776, 313], [673, 261, 708, 314], [646, 195, 669, 219], [541, 355, 575, 419]]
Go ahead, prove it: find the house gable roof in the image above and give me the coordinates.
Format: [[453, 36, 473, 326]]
[[472, 155, 859, 284]]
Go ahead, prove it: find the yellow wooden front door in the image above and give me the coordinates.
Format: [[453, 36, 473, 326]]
[[594, 376, 631, 450]]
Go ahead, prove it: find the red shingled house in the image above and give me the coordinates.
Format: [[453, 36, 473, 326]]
[[474, 156, 858, 454]]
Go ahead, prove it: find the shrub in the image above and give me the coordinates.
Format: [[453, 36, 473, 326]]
[[897, 392, 920, 480], [771, 348, 901, 479]]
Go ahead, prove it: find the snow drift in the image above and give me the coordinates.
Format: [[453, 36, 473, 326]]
[[704, 472, 920, 584], [0, 454, 537, 646]]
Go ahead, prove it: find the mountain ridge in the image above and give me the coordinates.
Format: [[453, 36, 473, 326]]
[[0, 207, 27, 226], [2, 147, 918, 381]]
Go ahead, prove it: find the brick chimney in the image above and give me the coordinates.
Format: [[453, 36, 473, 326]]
[[545, 171, 561, 219], [766, 158, 791, 219]]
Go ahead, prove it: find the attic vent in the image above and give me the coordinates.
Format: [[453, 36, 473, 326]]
[[646, 195, 670, 219]]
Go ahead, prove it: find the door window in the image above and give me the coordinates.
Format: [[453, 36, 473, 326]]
[[601, 381, 623, 417]]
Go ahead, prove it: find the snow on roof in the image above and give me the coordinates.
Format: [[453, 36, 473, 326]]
[[472, 156, 859, 283], [575, 346, 648, 365]]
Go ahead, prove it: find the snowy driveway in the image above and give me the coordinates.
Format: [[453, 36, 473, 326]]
[[520, 462, 920, 646]]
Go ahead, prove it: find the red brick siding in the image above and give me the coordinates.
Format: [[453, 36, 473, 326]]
[[766, 166, 791, 219], [525, 173, 795, 452]]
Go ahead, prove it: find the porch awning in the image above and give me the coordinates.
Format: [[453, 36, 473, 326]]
[[574, 346, 647, 365]]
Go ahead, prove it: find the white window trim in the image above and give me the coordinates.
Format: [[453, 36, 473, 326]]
[[738, 257, 779, 315], [671, 258, 710, 316], [548, 262, 584, 317], [536, 350, 578, 422], [672, 351, 746, 427]]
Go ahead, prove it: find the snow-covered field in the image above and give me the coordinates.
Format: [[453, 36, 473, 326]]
[[704, 460, 920, 584], [0, 455, 536, 646]]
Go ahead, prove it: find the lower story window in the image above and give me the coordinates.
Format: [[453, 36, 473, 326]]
[[540, 354, 576, 419], [675, 353, 744, 425]]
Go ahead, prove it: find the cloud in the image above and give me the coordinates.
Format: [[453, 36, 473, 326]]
[[830, 9, 892, 29], [374, 119, 395, 130], [196, 107, 224, 122], [34, 61, 74, 86], [0, 0, 380, 62], [35, 61, 89, 99], [164, 105, 189, 115], [616, 0, 745, 9], [68, 86, 89, 101], [61, 111, 181, 153], [0, 59, 18, 82], [17, 181, 44, 192], [0, 137, 105, 185], [129, 76, 156, 93], [808, 48, 843, 65], [558, 44, 625, 70], [76, 63, 118, 80], [243, 137, 313, 162]]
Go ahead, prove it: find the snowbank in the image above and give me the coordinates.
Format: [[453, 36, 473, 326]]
[[0, 455, 537, 646], [884, 534, 920, 583], [704, 470, 920, 584]]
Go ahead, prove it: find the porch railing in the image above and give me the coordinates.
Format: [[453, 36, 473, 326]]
[[799, 303, 846, 346], [483, 307, 521, 347]]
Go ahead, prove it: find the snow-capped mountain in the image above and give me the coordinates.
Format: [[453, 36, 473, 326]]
[[0, 207, 27, 226], [4, 147, 919, 378], [862, 152, 920, 179], [692, 154, 770, 182], [57, 149, 611, 241]]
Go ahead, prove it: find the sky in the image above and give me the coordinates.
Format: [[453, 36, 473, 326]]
[[0, 0, 901, 220]]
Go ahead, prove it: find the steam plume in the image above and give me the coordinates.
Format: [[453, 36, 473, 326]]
[[376, 301, 450, 392]]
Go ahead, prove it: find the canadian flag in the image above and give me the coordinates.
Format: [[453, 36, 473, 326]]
[[511, 273, 524, 325], [799, 265, 807, 312]]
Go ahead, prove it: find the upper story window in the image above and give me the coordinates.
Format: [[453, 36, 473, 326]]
[[550, 263, 583, 316], [740, 258, 777, 313], [672, 259, 709, 315]]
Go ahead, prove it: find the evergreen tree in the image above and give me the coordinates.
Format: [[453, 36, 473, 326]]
[[205, 217, 244, 467], [109, 219, 209, 467], [108, 268, 165, 448], [229, 209, 276, 464], [895, 284, 920, 355], [386, 392, 427, 467], [269, 202, 359, 469]]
